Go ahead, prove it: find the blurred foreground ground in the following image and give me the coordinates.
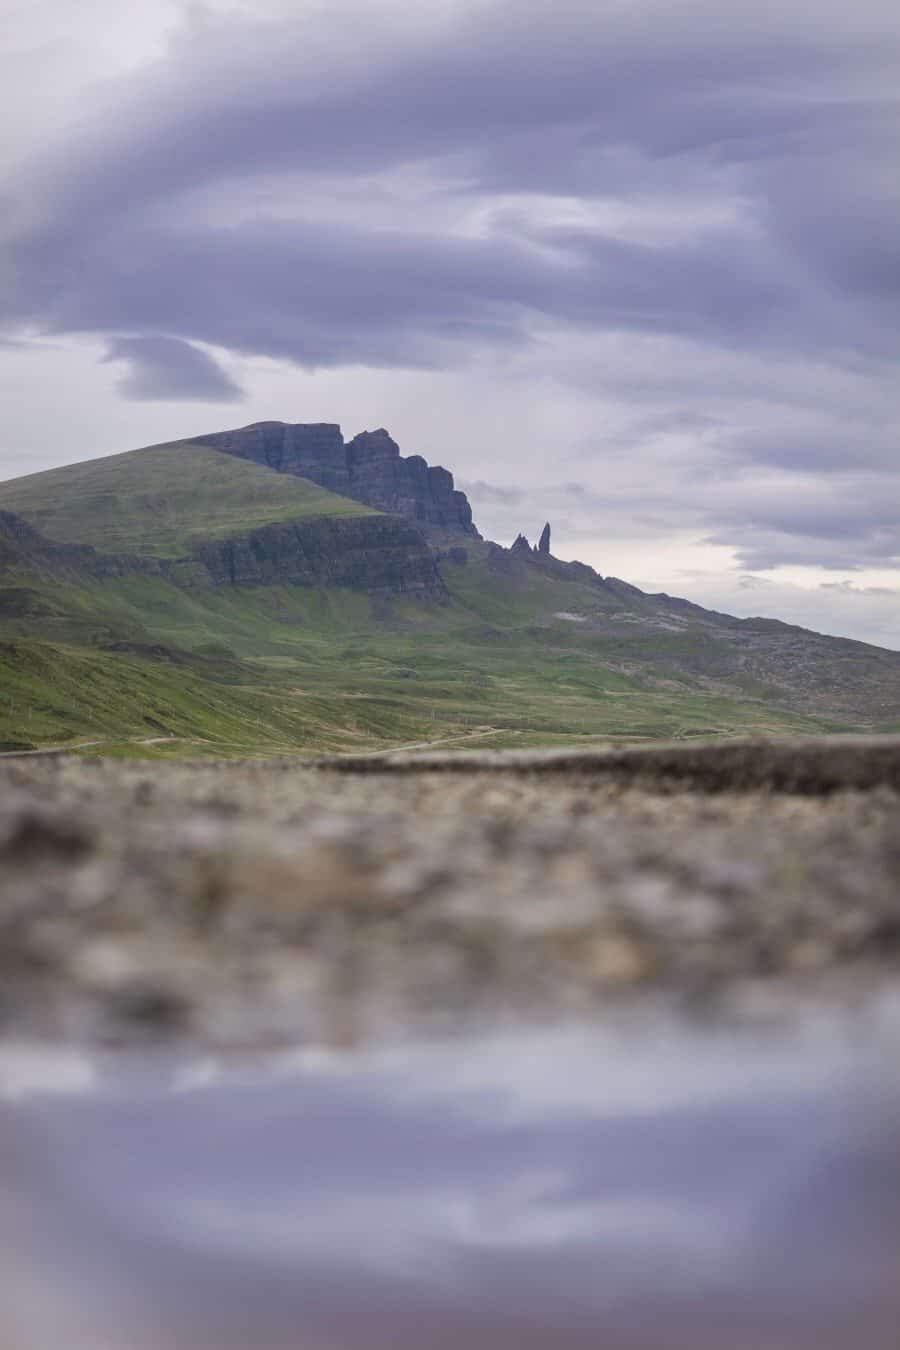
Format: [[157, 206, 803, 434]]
[[3, 738, 900, 1349], [2, 737, 899, 1046]]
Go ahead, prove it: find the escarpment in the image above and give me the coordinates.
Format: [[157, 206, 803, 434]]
[[1, 507, 444, 598], [185, 422, 480, 538], [192, 514, 446, 595], [0, 509, 167, 580]]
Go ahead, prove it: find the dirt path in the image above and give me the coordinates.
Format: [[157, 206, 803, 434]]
[[0, 734, 205, 759], [340, 726, 505, 757], [0, 725, 507, 761]]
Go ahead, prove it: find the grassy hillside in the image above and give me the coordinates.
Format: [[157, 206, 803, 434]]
[[0, 638, 452, 756], [0, 553, 870, 756], [0, 441, 897, 757], [0, 442, 375, 559]]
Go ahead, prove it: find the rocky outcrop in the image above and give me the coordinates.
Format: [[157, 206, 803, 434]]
[[510, 524, 551, 558], [1, 508, 443, 599], [433, 545, 469, 567], [192, 514, 446, 596], [0, 510, 63, 571], [498, 526, 632, 593], [0, 510, 167, 581], [185, 422, 480, 538], [486, 542, 516, 573]]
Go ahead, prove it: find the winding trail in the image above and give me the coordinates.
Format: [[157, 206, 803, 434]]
[[0, 734, 200, 759]]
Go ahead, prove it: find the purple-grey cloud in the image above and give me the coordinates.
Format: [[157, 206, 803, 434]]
[[102, 336, 243, 402], [4, 1, 898, 366]]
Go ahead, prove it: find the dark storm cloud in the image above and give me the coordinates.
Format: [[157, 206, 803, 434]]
[[103, 336, 243, 402], [8, 217, 543, 368], [2, 0, 899, 579], [6, 221, 809, 375]]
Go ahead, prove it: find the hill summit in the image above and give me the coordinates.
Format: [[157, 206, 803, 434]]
[[183, 422, 480, 538]]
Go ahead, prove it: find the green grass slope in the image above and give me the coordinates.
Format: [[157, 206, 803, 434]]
[[0, 444, 897, 757], [0, 442, 376, 559], [0, 638, 449, 757], [0, 556, 869, 756]]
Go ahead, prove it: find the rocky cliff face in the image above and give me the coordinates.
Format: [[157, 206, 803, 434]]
[[1, 508, 444, 599], [185, 422, 480, 538], [0, 510, 167, 581], [192, 514, 446, 596]]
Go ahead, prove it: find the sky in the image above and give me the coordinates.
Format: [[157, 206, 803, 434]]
[[2, 0, 899, 648]]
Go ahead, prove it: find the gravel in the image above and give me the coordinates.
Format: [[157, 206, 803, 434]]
[[2, 739, 899, 1047]]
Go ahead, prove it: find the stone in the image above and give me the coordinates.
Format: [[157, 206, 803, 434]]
[[191, 515, 446, 597], [538, 522, 551, 555]]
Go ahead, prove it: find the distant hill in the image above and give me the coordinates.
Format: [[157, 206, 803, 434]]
[[0, 427, 897, 756]]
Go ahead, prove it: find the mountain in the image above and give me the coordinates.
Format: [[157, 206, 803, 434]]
[[0, 442, 444, 594], [0, 424, 897, 756]]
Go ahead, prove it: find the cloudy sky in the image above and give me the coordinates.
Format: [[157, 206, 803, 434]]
[[2, 0, 898, 647]]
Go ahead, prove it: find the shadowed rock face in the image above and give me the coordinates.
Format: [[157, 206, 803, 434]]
[[186, 422, 480, 538], [192, 514, 446, 596], [0, 508, 445, 598], [0, 510, 166, 581]]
